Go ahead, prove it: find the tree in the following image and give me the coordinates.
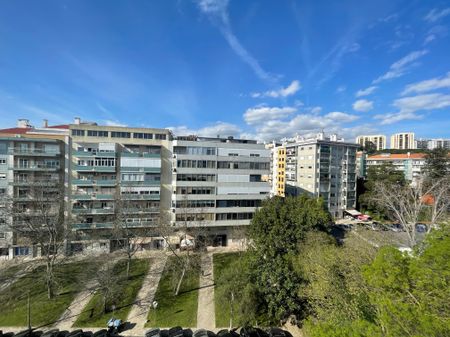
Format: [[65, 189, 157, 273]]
[[359, 162, 406, 219], [363, 225, 450, 337], [424, 148, 449, 179], [0, 183, 69, 299], [363, 140, 377, 155], [248, 195, 332, 323], [93, 258, 121, 314]]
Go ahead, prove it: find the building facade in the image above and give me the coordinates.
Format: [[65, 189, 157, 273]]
[[356, 135, 386, 151], [366, 153, 426, 182], [390, 132, 416, 150], [416, 138, 450, 150], [279, 133, 358, 218], [171, 136, 271, 246]]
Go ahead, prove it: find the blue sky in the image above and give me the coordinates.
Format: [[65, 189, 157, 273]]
[[0, 0, 450, 142]]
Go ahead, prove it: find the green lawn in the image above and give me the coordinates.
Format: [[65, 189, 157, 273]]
[[74, 258, 150, 327], [213, 252, 243, 328], [0, 260, 99, 327], [146, 255, 200, 328]]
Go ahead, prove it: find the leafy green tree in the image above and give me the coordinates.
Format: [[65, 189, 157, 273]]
[[424, 147, 450, 179], [248, 195, 331, 323], [363, 140, 377, 154], [363, 225, 450, 336]]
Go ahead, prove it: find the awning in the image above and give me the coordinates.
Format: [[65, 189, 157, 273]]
[[345, 209, 362, 216]]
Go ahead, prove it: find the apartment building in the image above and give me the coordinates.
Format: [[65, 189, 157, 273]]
[[68, 119, 172, 252], [366, 152, 426, 182], [390, 132, 415, 150], [356, 134, 386, 151], [0, 120, 69, 259], [171, 136, 271, 246], [416, 138, 450, 150], [266, 142, 286, 197], [281, 133, 358, 218]]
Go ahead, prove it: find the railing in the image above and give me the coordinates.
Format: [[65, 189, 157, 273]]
[[72, 208, 115, 214], [74, 165, 116, 172], [8, 148, 60, 156], [72, 193, 115, 200], [71, 179, 117, 186], [12, 165, 60, 171]]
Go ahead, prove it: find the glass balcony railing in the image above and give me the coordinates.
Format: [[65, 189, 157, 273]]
[[8, 148, 60, 156]]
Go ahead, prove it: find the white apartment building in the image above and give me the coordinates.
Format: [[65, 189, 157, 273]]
[[281, 133, 358, 218], [390, 132, 415, 150], [356, 135, 386, 151], [416, 138, 450, 150], [366, 152, 426, 182], [172, 136, 271, 246]]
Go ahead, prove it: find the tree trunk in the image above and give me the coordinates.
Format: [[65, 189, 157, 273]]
[[46, 260, 54, 299], [103, 293, 108, 314], [174, 265, 186, 296], [126, 258, 131, 279]]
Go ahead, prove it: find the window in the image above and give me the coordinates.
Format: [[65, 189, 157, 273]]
[[0, 173, 6, 180], [133, 133, 153, 139], [250, 153, 260, 157], [111, 131, 131, 138], [155, 134, 166, 140], [87, 130, 108, 137], [0, 232, 5, 239], [0, 159, 6, 165], [72, 129, 85, 136]]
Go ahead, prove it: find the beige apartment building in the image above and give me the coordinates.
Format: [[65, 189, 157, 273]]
[[356, 134, 386, 151], [390, 132, 415, 150]]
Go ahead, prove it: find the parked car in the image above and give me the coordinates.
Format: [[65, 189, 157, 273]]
[[390, 223, 403, 232], [267, 328, 287, 337], [42, 330, 59, 337], [415, 223, 427, 233], [146, 329, 161, 337], [92, 330, 107, 337], [240, 327, 268, 337]]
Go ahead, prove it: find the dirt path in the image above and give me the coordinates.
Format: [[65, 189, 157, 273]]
[[125, 253, 168, 335], [196, 253, 215, 329]]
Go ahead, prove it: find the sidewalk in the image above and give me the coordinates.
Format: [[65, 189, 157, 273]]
[[196, 253, 215, 329]]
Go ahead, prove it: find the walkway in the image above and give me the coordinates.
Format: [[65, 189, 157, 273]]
[[196, 253, 215, 329], [126, 253, 168, 335]]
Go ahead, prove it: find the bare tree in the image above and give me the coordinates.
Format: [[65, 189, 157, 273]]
[[93, 258, 121, 314], [0, 182, 69, 299], [372, 176, 450, 247]]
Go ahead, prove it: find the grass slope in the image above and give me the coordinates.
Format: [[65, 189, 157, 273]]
[[213, 252, 242, 328], [74, 258, 150, 327], [146, 255, 200, 328], [0, 260, 98, 327]]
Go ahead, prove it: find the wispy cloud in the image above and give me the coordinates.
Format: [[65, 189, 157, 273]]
[[394, 93, 450, 113], [336, 85, 347, 93], [353, 99, 374, 112], [424, 8, 450, 22], [402, 72, 450, 95], [251, 80, 301, 98], [195, 0, 276, 83], [244, 105, 297, 125], [373, 49, 428, 84], [356, 86, 377, 97], [104, 120, 127, 127], [374, 111, 423, 125], [168, 121, 241, 138]]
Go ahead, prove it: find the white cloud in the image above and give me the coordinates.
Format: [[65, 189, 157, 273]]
[[325, 111, 360, 122], [310, 106, 322, 114], [353, 99, 374, 112], [402, 72, 450, 95], [196, 0, 275, 83], [244, 105, 297, 125], [424, 8, 450, 22], [393, 93, 450, 113], [104, 120, 127, 127], [373, 50, 428, 84], [374, 112, 423, 125], [336, 85, 347, 93], [355, 86, 378, 97], [168, 121, 242, 138], [423, 34, 436, 45], [251, 80, 301, 98]]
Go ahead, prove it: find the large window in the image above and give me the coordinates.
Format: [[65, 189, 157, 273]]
[[216, 212, 254, 221], [72, 129, 85, 136], [87, 130, 109, 137], [133, 133, 153, 139], [175, 200, 215, 208], [174, 147, 216, 155], [176, 187, 215, 195], [176, 174, 216, 182], [176, 213, 214, 221], [177, 160, 216, 168], [155, 134, 166, 140], [111, 132, 131, 138], [216, 200, 261, 207], [217, 161, 269, 170]]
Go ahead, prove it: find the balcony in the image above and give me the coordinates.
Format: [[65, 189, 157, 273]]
[[120, 180, 160, 187], [73, 151, 116, 158], [71, 179, 117, 187], [10, 179, 60, 186], [121, 152, 160, 158], [119, 166, 161, 173], [72, 208, 115, 214], [12, 165, 60, 172], [74, 165, 116, 173], [72, 222, 114, 230], [122, 194, 160, 201], [8, 148, 60, 156], [72, 193, 115, 200]]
